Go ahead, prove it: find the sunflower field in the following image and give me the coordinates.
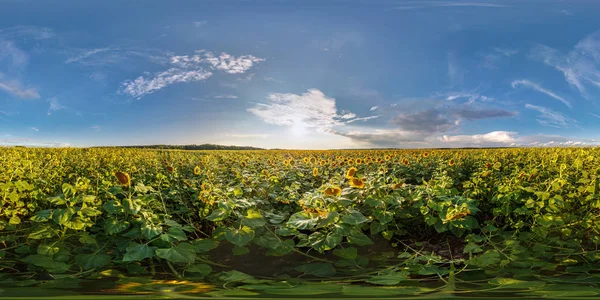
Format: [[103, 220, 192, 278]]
[[2, 147, 600, 297]]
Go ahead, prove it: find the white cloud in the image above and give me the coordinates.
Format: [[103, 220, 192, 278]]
[[591, 113, 600, 119], [248, 89, 377, 130], [438, 131, 517, 145], [91, 125, 101, 132], [525, 104, 575, 128], [0, 26, 55, 40], [170, 50, 264, 74], [214, 94, 238, 99], [120, 68, 213, 98], [345, 115, 381, 123], [0, 40, 28, 67], [193, 21, 208, 27], [531, 31, 600, 96], [65, 48, 116, 64], [47, 98, 65, 115], [370, 106, 378, 111], [511, 80, 571, 108], [0, 78, 40, 99], [30, 127, 39, 132], [121, 50, 263, 98]]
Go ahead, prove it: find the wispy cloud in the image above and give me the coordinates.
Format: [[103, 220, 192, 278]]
[[171, 50, 264, 74], [590, 113, 600, 119], [120, 50, 264, 98], [65, 47, 117, 64], [120, 68, 213, 98], [0, 26, 55, 40], [370, 106, 378, 111], [30, 127, 39, 132], [525, 104, 575, 128], [0, 40, 28, 67], [47, 98, 65, 115], [0, 77, 40, 99], [248, 89, 378, 130], [214, 94, 238, 99], [193, 21, 207, 27], [511, 80, 571, 108], [447, 51, 464, 86], [530, 30, 600, 97], [91, 125, 101, 132], [480, 48, 518, 69]]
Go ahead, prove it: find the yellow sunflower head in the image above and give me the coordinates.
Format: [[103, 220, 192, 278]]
[[349, 177, 366, 189], [448, 159, 455, 166], [115, 171, 131, 186], [193, 166, 201, 175], [324, 186, 342, 197], [346, 167, 357, 179], [312, 167, 319, 177]]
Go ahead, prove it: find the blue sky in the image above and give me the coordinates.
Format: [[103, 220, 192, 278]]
[[1, 0, 600, 149]]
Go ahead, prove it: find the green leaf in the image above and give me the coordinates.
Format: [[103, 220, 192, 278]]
[[155, 243, 196, 263], [347, 231, 373, 246], [22, 255, 70, 273], [141, 223, 162, 239], [294, 263, 336, 277], [186, 264, 212, 276], [287, 211, 318, 230], [333, 247, 358, 259], [9, 215, 21, 225], [308, 232, 343, 253], [104, 218, 129, 235], [241, 209, 267, 228], [192, 239, 220, 252], [122, 198, 142, 215], [102, 200, 123, 214], [341, 209, 369, 225], [160, 227, 188, 242], [463, 242, 483, 253], [123, 243, 156, 262], [31, 209, 53, 222], [225, 226, 255, 247], [75, 253, 111, 270], [37, 244, 60, 256], [52, 208, 74, 226]]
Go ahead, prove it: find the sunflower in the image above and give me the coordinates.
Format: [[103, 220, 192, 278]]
[[402, 158, 409, 166], [193, 166, 201, 175], [355, 158, 362, 164], [241, 161, 247, 168], [261, 169, 269, 177], [166, 166, 174, 173], [349, 177, 365, 189], [422, 152, 429, 158], [346, 167, 358, 179], [303, 157, 309, 163], [448, 159, 455, 166], [115, 171, 130, 186], [312, 167, 319, 177], [283, 160, 290, 166], [324, 186, 342, 196]]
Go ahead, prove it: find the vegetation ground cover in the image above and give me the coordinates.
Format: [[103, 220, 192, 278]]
[[1, 147, 600, 298]]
